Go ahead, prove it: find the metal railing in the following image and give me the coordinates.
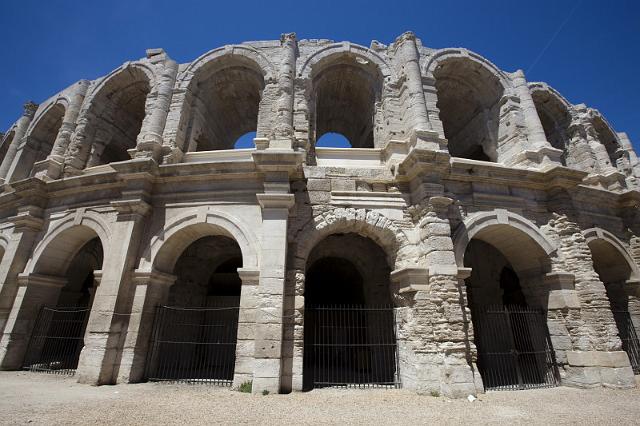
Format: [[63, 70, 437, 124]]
[[23, 306, 90, 375], [472, 305, 560, 391], [612, 310, 640, 374], [145, 305, 239, 385], [303, 304, 400, 389]]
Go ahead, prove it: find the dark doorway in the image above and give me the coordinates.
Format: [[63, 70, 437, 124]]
[[303, 235, 399, 390]]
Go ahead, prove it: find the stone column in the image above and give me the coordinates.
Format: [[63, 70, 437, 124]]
[[132, 50, 178, 162], [75, 192, 151, 385], [232, 268, 260, 387], [116, 270, 175, 383], [512, 70, 550, 149], [0, 102, 38, 183], [0, 274, 66, 369], [394, 32, 441, 151], [546, 214, 635, 388], [252, 191, 294, 394], [36, 81, 91, 180], [63, 112, 96, 176]]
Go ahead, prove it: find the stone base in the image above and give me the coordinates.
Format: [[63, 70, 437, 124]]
[[562, 351, 636, 389]]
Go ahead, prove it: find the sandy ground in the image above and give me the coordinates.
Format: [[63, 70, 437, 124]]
[[1, 371, 639, 425]]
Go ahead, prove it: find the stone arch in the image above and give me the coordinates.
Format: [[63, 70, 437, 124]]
[[298, 42, 393, 81], [589, 111, 624, 170], [18, 100, 67, 178], [583, 228, 640, 282], [425, 49, 512, 162], [300, 44, 392, 149], [529, 83, 574, 167], [453, 209, 557, 274], [294, 208, 409, 274], [174, 46, 276, 152], [24, 212, 112, 276], [81, 63, 153, 166], [144, 209, 260, 274]]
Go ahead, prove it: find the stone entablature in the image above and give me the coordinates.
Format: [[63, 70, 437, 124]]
[[0, 33, 638, 397]]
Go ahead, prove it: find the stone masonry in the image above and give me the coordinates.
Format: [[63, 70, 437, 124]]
[[0, 32, 638, 397]]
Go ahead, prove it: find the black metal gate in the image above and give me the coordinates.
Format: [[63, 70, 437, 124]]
[[303, 305, 399, 389], [612, 310, 640, 374], [472, 305, 560, 390], [145, 305, 239, 384], [23, 306, 90, 375]]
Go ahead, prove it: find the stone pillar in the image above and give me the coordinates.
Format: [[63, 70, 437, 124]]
[[0, 274, 66, 369], [394, 32, 442, 151], [546, 214, 635, 388], [116, 270, 175, 383], [0, 102, 38, 183], [63, 112, 96, 176], [75, 171, 152, 384], [36, 81, 91, 180], [512, 70, 550, 150], [232, 268, 260, 387], [252, 191, 294, 394], [85, 129, 112, 168], [131, 49, 178, 162]]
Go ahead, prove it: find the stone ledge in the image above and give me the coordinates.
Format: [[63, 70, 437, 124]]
[[567, 351, 631, 368]]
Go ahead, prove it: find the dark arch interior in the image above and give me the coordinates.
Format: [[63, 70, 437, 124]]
[[313, 59, 381, 148], [434, 58, 503, 162], [187, 65, 264, 151], [146, 235, 242, 383], [532, 91, 571, 167], [303, 233, 397, 390], [463, 238, 558, 390], [23, 237, 104, 373], [89, 70, 150, 166]]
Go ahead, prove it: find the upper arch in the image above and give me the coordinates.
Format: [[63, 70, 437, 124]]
[[84, 62, 155, 107], [143, 208, 260, 274], [298, 42, 394, 81], [583, 227, 640, 281], [423, 48, 512, 91], [453, 209, 557, 272]]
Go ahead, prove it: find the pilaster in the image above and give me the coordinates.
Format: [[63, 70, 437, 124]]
[[0, 102, 38, 183]]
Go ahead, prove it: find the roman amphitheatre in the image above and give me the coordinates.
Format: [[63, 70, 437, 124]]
[[0, 32, 638, 411]]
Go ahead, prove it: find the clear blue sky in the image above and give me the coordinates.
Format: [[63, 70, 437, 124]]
[[1, 0, 638, 150]]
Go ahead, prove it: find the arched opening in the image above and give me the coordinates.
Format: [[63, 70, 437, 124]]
[[434, 58, 504, 162], [23, 233, 104, 374], [186, 64, 264, 152], [0, 130, 15, 166], [312, 57, 382, 149], [588, 238, 640, 373], [22, 104, 65, 178], [302, 233, 398, 390], [592, 117, 622, 171], [146, 235, 242, 384], [86, 68, 150, 167], [532, 91, 571, 167], [234, 131, 256, 149], [315, 132, 351, 148], [462, 224, 560, 390]]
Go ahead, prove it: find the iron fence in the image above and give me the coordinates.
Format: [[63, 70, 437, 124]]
[[303, 304, 400, 389], [472, 305, 560, 391], [612, 310, 640, 374], [23, 306, 90, 375], [145, 305, 239, 385]]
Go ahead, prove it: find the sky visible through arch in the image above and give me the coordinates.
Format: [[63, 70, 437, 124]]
[[0, 0, 638, 151]]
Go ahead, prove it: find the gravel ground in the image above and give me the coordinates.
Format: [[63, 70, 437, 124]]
[[1, 371, 639, 425]]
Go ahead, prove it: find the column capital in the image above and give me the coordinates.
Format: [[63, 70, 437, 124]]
[[23, 101, 38, 118], [238, 268, 260, 285], [256, 193, 295, 210]]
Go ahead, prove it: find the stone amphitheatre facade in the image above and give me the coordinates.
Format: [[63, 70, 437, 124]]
[[0, 32, 638, 397]]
